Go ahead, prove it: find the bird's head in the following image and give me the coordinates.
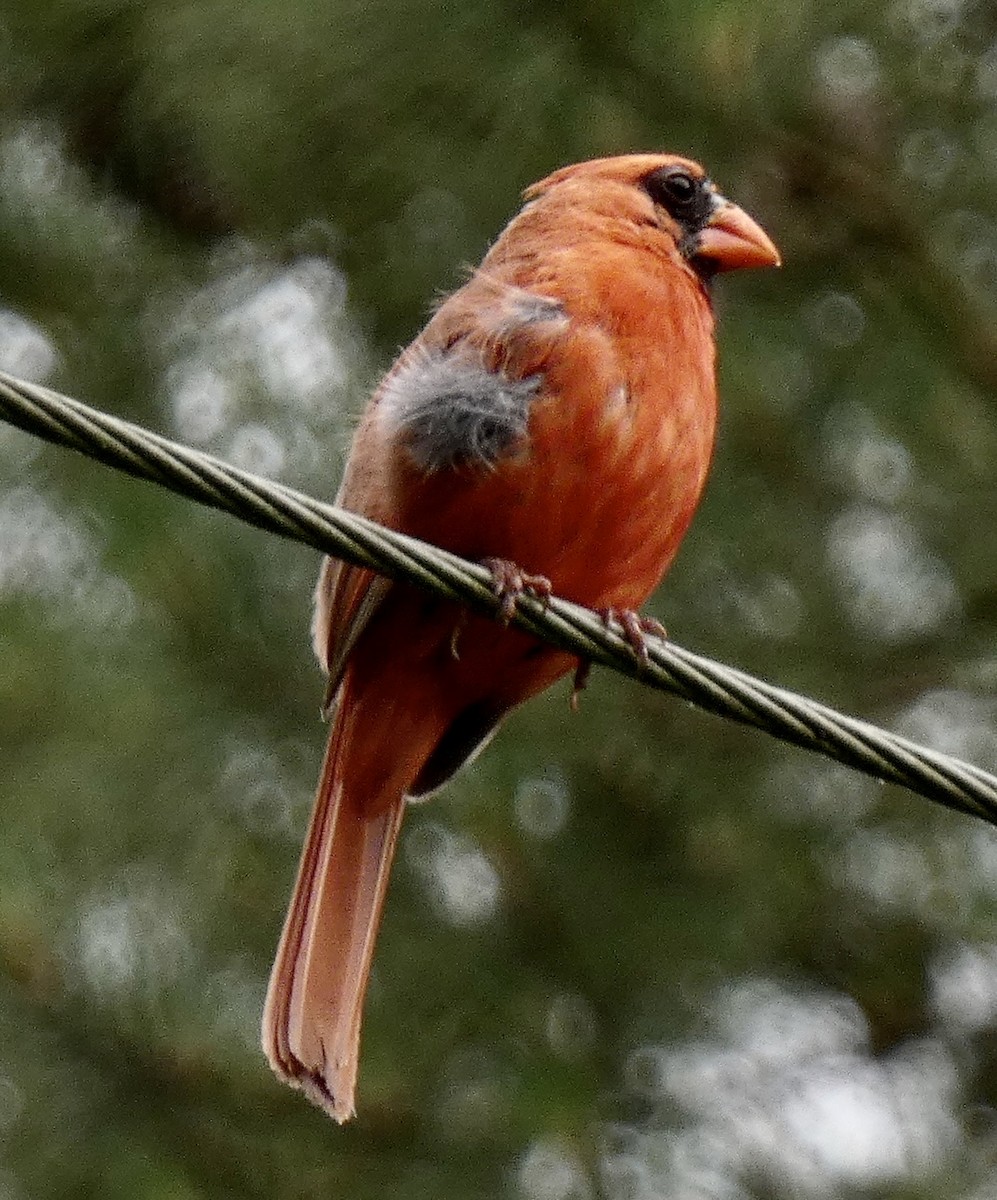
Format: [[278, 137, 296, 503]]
[[524, 153, 780, 278]]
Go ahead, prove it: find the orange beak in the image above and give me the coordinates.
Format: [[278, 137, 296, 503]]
[[696, 200, 781, 272]]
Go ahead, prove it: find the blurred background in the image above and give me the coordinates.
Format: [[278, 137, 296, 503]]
[[0, 0, 996, 1196]]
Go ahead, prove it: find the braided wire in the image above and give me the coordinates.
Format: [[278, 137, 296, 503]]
[[1, 369, 995, 825]]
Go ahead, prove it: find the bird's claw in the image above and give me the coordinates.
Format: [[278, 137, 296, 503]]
[[597, 607, 667, 668], [570, 659, 591, 712], [570, 610, 666, 710], [449, 608, 468, 660], [482, 557, 552, 624]]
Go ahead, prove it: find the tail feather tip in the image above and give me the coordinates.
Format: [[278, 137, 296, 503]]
[[263, 1039, 356, 1123]]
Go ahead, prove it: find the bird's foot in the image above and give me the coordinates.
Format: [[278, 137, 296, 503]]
[[482, 558, 552, 624], [597, 607, 667, 669], [570, 609, 666, 710]]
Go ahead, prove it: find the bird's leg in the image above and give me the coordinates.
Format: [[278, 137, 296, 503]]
[[597, 607, 667, 668], [482, 557, 553, 624]]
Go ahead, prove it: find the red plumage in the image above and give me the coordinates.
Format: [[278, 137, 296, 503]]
[[262, 153, 780, 1121]]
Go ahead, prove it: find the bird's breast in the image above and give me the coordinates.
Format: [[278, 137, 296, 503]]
[[384, 274, 718, 613], [524, 301, 717, 607]]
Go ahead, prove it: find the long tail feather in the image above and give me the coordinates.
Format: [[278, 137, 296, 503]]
[[262, 697, 409, 1122]]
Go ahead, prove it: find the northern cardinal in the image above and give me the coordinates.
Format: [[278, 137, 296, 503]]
[[263, 153, 779, 1121]]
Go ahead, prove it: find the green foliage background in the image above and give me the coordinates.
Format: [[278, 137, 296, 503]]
[[0, 0, 996, 1195]]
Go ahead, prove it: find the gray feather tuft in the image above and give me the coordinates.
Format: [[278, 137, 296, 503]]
[[379, 348, 541, 472]]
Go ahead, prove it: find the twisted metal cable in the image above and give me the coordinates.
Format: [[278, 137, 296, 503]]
[[1, 368, 995, 826]]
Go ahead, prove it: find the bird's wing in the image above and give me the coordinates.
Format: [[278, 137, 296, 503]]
[[313, 273, 575, 710], [312, 558, 392, 713]]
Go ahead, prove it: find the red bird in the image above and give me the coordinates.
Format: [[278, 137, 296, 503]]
[[262, 153, 779, 1121]]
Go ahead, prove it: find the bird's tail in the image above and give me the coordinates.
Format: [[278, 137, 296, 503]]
[[262, 680, 434, 1122]]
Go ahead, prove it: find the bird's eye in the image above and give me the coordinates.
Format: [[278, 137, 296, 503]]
[[644, 168, 701, 213], [662, 172, 696, 205], [642, 166, 716, 243]]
